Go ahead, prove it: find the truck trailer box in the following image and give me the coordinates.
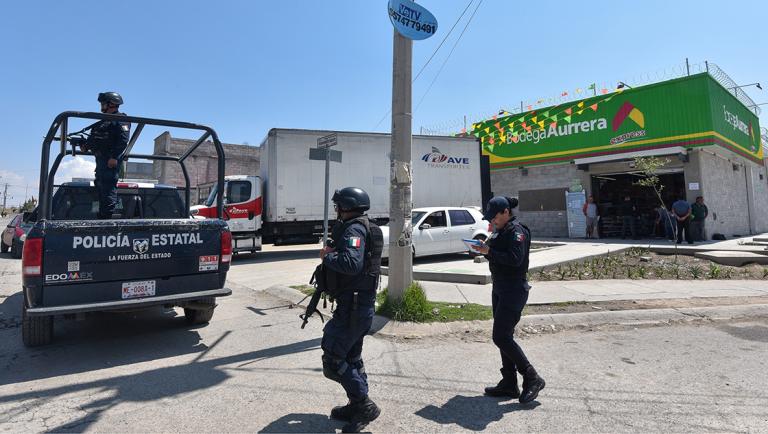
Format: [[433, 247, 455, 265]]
[[259, 129, 485, 225]]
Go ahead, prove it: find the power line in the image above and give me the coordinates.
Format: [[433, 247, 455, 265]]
[[415, 0, 483, 112], [372, 0, 476, 131]]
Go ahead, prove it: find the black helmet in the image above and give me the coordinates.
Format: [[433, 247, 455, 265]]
[[98, 91, 123, 105], [332, 187, 370, 212]]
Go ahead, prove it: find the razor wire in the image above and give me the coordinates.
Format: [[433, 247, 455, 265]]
[[419, 60, 761, 136]]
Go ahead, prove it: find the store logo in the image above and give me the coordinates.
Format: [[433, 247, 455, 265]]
[[421, 147, 470, 167], [610, 101, 647, 145]]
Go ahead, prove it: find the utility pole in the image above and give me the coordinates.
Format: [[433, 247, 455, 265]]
[[388, 29, 414, 300], [1, 183, 8, 215]]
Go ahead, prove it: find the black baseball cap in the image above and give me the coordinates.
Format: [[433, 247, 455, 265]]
[[483, 196, 518, 221]]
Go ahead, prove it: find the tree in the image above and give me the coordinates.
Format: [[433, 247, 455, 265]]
[[633, 156, 678, 260], [20, 197, 37, 212]]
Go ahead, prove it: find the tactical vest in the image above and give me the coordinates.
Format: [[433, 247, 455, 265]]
[[340, 215, 383, 276]]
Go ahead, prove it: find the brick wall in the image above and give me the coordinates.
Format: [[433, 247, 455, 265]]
[[697, 150, 750, 237], [491, 164, 579, 238], [153, 132, 260, 193]]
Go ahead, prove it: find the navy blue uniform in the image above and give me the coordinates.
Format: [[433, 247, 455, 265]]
[[484, 217, 533, 378], [87, 113, 130, 218], [321, 218, 378, 403]]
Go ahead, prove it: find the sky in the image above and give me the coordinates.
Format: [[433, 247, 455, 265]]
[[1, 0, 766, 207]]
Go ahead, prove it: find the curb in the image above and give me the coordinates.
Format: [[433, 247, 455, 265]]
[[259, 285, 768, 339]]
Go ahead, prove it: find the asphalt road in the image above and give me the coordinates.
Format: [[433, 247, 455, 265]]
[[1, 251, 767, 433]]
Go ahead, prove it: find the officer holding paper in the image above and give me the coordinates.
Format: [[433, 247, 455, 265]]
[[471, 196, 545, 404]]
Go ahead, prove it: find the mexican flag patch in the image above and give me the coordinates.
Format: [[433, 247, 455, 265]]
[[515, 232, 525, 242], [347, 237, 361, 248]]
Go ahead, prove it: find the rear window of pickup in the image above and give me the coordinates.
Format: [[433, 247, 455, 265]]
[[51, 186, 187, 220]]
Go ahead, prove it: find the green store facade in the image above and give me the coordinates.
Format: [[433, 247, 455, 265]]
[[473, 73, 768, 239]]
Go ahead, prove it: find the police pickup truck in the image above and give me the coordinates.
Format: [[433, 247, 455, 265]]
[[22, 112, 232, 346]]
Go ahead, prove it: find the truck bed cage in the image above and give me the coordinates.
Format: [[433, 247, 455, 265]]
[[38, 111, 225, 220]]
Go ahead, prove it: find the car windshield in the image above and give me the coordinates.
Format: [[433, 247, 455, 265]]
[[412, 211, 426, 225]]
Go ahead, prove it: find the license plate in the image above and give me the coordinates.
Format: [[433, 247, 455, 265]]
[[122, 280, 156, 299]]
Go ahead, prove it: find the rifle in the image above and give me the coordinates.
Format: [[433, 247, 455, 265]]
[[300, 263, 327, 329]]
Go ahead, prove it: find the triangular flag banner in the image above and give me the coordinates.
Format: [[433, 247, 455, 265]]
[[561, 91, 568, 96], [577, 109, 584, 115], [578, 101, 584, 108], [563, 115, 571, 123], [489, 137, 495, 144], [551, 114, 558, 122], [576, 88, 583, 93], [485, 127, 490, 134], [494, 122, 501, 130], [590, 103, 598, 111], [527, 105, 532, 110], [510, 134, 519, 143], [526, 126, 532, 132], [531, 116, 537, 123], [550, 121, 557, 129], [538, 120, 545, 129], [565, 108, 572, 115], [522, 121, 527, 128], [492, 115, 498, 120], [541, 111, 549, 118], [601, 88, 608, 94], [461, 128, 466, 133]]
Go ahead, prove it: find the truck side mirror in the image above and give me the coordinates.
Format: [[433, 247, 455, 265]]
[[419, 223, 431, 230]]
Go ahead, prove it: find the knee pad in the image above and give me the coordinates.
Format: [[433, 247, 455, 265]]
[[322, 354, 348, 383]]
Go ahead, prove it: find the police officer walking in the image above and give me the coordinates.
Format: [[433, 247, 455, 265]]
[[83, 92, 130, 219], [472, 196, 546, 404], [319, 187, 383, 433]]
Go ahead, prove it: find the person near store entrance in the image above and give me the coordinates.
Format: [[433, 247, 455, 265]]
[[471, 196, 546, 404], [582, 195, 600, 239], [672, 197, 694, 244], [655, 204, 675, 240], [619, 195, 638, 239], [690, 196, 709, 241]]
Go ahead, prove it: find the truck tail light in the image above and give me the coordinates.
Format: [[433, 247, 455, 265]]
[[15, 227, 24, 238], [22, 237, 43, 276], [221, 230, 232, 263]]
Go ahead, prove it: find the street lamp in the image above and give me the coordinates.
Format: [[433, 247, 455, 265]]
[[617, 81, 633, 89], [731, 83, 762, 92]]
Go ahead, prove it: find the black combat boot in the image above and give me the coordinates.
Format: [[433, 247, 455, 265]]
[[484, 369, 520, 398], [330, 401, 356, 422], [341, 397, 381, 433], [519, 366, 546, 404]]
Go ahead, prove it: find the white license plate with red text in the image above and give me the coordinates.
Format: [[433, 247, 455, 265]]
[[121, 280, 156, 299]]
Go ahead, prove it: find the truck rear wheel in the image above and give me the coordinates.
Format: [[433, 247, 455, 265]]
[[184, 297, 216, 325], [11, 240, 22, 259], [22, 304, 53, 347]]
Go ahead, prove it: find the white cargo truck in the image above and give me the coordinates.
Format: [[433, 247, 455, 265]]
[[192, 128, 487, 250]]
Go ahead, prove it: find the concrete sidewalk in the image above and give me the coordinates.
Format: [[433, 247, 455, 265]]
[[386, 278, 768, 306], [381, 233, 768, 284]]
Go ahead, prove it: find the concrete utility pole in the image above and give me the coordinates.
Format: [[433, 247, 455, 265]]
[[388, 29, 414, 300], [1, 183, 8, 214]]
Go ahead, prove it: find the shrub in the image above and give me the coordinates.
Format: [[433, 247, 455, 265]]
[[377, 282, 431, 322], [708, 264, 722, 279], [689, 265, 703, 279]]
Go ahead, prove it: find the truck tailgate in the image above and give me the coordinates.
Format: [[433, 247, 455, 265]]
[[42, 219, 228, 305]]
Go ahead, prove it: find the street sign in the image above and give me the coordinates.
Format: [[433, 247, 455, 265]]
[[309, 148, 342, 162], [387, 0, 438, 41], [308, 144, 343, 245], [317, 133, 337, 149]]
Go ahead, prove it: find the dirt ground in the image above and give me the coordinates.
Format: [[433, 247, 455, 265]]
[[530, 249, 768, 281], [524, 295, 768, 315]]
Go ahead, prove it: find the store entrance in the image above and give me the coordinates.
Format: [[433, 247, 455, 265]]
[[591, 172, 686, 239]]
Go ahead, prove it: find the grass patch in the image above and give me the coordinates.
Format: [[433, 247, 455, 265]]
[[290, 284, 315, 296], [377, 282, 492, 323]]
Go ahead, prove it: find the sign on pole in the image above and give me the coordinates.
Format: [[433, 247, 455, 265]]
[[317, 133, 337, 149], [310, 134, 342, 245], [388, 0, 438, 41]]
